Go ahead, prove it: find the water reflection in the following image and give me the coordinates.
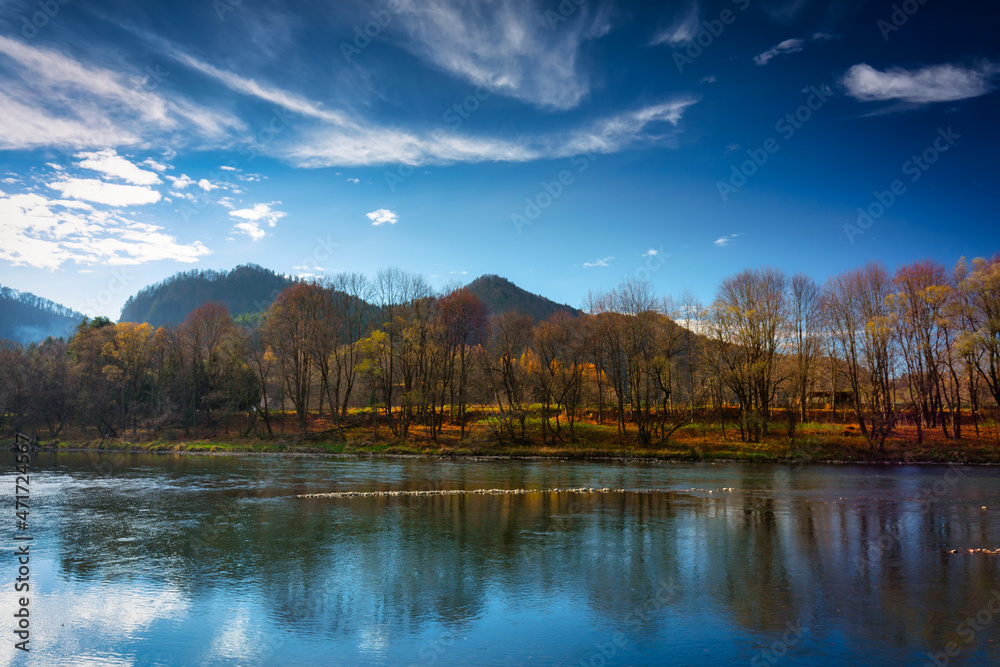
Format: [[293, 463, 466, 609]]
[[2, 453, 999, 665]]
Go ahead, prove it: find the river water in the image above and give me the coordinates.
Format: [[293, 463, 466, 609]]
[[2, 453, 999, 666]]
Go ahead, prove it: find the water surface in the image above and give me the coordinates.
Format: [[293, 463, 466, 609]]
[[3, 453, 999, 665]]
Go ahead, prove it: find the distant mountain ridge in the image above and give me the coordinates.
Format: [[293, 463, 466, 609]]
[[465, 274, 580, 321], [118, 266, 582, 328], [0, 285, 85, 344], [119, 264, 295, 328]]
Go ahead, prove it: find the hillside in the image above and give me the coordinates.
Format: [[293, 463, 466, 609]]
[[0, 286, 84, 344], [466, 274, 580, 322], [119, 264, 294, 327]]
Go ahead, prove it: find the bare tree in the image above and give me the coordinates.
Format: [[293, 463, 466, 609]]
[[790, 274, 821, 423], [822, 263, 903, 452], [707, 268, 790, 443]]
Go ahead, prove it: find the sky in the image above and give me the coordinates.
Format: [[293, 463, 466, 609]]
[[0, 0, 998, 319]]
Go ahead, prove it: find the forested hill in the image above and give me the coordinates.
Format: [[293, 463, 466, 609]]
[[466, 274, 581, 321], [119, 265, 294, 327], [0, 286, 84, 344]]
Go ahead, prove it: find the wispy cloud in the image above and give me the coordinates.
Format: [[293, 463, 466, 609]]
[[652, 3, 699, 46], [0, 35, 242, 150], [280, 96, 697, 168], [390, 0, 612, 110], [367, 208, 398, 226], [762, 0, 810, 23], [583, 255, 614, 268], [842, 63, 996, 104], [714, 233, 739, 247], [754, 38, 805, 66], [166, 49, 357, 128], [47, 178, 162, 207]]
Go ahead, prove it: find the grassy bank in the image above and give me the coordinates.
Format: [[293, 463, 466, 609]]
[[33, 414, 1000, 464]]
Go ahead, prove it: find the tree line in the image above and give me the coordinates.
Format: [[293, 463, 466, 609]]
[[1, 258, 998, 451]]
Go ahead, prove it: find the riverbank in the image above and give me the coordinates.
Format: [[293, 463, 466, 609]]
[[29, 419, 1000, 464]]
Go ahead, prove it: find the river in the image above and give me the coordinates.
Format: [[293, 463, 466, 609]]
[[2, 453, 999, 665]]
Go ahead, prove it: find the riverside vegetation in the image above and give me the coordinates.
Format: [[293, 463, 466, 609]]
[[3, 256, 1000, 463]]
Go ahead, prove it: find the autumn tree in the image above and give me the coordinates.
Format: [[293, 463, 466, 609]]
[[532, 311, 586, 443], [957, 256, 1000, 409], [822, 263, 902, 452], [708, 268, 789, 443], [789, 274, 821, 423], [890, 260, 949, 442], [437, 286, 488, 438], [101, 322, 157, 436], [265, 285, 315, 432], [479, 311, 534, 443]]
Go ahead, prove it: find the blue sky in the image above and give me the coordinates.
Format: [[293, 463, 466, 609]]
[[0, 0, 997, 318]]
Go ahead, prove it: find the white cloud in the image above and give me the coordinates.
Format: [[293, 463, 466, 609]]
[[167, 49, 355, 127], [142, 38, 700, 169], [75, 149, 161, 185], [197, 178, 218, 191], [229, 202, 287, 240], [47, 178, 162, 207], [842, 63, 996, 104], [366, 209, 398, 226], [714, 233, 739, 247], [754, 38, 805, 66], [390, 0, 611, 110], [289, 96, 698, 168], [642, 248, 659, 257], [141, 158, 169, 172], [167, 174, 195, 189], [219, 165, 238, 171], [652, 3, 699, 46], [0, 35, 242, 151], [0, 191, 209, 269], [762, 0, 809, 22], [699, 75, 717, 84], [231, 221, 266, 241], [347, 177, 360, 184], [583, 256, 614, 268]]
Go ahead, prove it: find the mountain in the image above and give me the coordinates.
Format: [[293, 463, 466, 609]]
[[466, 274, 580, 322], [0, 286, 85, 344], [119, 264, 294, 327]]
